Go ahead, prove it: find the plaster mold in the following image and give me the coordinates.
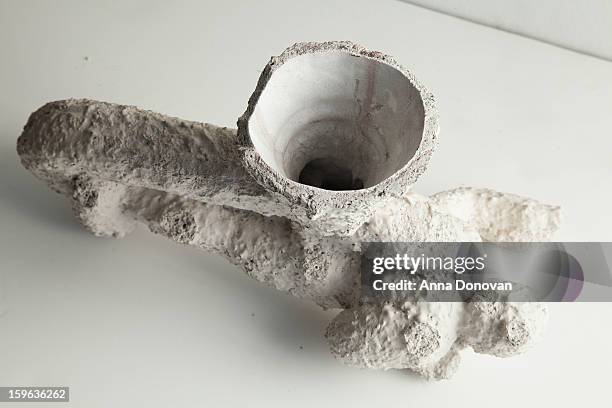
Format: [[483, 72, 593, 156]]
[[16, 41, 561, 380]]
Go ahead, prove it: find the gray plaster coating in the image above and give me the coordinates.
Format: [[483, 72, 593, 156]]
[[15, 41, 561, 380]]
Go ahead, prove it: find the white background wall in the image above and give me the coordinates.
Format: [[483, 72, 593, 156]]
[[403, 0, 612, 60]]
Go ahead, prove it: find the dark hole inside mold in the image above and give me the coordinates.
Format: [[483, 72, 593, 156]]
[[298, 158, 364, 191]]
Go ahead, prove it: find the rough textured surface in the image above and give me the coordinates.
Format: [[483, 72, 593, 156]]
[[325, 301, 465, 379], [16, 99, 280, 218], [431, 187, 562, 241], [324, 190, 558, 379], [325, 291, 550, 380], [15, 41, 561, 380]]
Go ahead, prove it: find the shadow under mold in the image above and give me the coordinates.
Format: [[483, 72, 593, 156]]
[[0, 141, 81, 232]]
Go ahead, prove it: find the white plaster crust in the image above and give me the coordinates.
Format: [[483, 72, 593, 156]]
[[16, 41, 561, 380]]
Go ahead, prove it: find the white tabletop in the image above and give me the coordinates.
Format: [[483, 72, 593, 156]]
[[1, 1, 611, 407]]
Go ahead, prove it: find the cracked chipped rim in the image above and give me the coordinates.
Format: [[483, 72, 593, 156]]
[[237, 41, 440, 218]]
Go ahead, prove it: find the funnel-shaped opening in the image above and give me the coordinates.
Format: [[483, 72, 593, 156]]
[[247, 51, 425, 190]]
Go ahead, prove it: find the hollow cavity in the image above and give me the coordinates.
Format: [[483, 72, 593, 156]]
[[248, 51, 425, 190]]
